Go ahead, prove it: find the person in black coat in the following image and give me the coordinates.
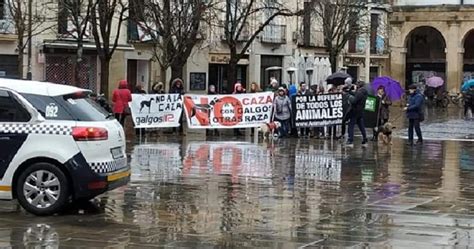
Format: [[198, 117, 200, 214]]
[[207, 85, 220, 136], [346, 81, 368, 148], [339, 84, 354, 139], [372, 86, 392, 141], [170, 78, 185, 134], [404, 84, 424, 145]]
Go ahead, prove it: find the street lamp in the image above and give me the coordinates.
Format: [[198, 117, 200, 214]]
[[364, 0, 371, 84]]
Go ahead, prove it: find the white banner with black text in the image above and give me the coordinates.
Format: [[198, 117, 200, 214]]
[[130, 94, 183, 128]]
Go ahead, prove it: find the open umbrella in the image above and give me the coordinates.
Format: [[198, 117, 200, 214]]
[[371, 76, 404, 101], [326, 72, 351, 86], [426, 76, 444, 88], [461, 79, 474, 92]]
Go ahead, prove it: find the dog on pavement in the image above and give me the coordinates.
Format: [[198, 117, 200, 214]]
[[259, 121, 281, 140], [376, 122, 395, 145]]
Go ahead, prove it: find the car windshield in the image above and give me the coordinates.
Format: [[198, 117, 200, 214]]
[[21, 92, 112, 121]]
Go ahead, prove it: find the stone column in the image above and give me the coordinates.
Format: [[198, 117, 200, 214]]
[[390, 47, 407, 87], [446, 21, 462, 91], [389, 22, 406, 87], [249, 53, 261, 87]]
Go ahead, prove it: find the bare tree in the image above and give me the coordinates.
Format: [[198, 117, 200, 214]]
[[309, 0, 367, 72], [89, 0, 127, 97], [131, 0, 214, 86], [219, 0, 298, 85], [6, 0, 52, 78], [57, 0, 94, 85]]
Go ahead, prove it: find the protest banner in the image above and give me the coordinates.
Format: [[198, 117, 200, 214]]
[[183, 92, 274, 129], [130, 94, 183, 128], [292, 93, 344, 128]]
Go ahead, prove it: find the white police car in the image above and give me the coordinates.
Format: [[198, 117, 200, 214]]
[[0, 79, 129, 215]]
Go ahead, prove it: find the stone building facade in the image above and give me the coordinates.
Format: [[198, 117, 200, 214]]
[[390, 0, 474, 91]]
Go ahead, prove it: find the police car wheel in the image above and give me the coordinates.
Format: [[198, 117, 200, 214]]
[[16, 163, 69, 216]]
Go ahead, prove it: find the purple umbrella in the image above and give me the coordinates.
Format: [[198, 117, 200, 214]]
[[371, 76, 404, 101], [426, 76, 444, 88]]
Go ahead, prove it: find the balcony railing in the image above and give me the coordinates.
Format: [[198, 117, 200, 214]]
[[221, 26, 251, 42], [261, 24, 286, 44]]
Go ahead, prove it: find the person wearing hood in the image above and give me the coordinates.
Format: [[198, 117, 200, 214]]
[[346, 81, 368, 148], [233, 82, 245, 136], [404, 84, 424, 145], [112, 79, 132, 126], [266, 78, 279, 92], [273, 87, 292, 138], [169, 78, 185, 134], [288, 83, 298, 97], [152, 82, 165, 94], [170, 78, 185, 95], [233, 82, 246, 94]]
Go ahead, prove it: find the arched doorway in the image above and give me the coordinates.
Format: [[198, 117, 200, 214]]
[[463, 30, 474, 83], [405, 26, 446, 89]]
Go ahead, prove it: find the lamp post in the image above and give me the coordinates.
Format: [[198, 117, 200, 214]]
[[364, 0, 371, 83]]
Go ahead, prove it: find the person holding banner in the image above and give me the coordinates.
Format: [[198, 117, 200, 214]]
[[152, 82, 165, 94], [297, 83, 311, 138], [250, 82, 262, 93], [233, 82, 246, 136], [339, 85, 354, 140], [134, 84, 147, 138], [346, 81, 368, 148], [327, 85, 339, 139], [206, 85, 220, 136], [170, 78, 185, 135], [274, 87, 292, 138]]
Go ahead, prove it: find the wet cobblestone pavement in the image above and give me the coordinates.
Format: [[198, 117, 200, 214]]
[[1, 108, 474, 248]]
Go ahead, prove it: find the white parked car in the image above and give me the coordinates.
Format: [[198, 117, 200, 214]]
[[0, 79, 129, 215]]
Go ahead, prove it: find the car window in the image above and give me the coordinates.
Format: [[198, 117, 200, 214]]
[[0, 90, 31, 122], [21, 92, 111, 121]]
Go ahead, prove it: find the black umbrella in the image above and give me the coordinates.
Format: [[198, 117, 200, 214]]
[[326, 72, 351, 86]]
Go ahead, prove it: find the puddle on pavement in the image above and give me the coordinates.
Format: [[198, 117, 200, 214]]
[[1, 131, 474, 247]]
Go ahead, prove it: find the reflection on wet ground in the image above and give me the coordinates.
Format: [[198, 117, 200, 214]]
[[1, 111, 474, 248]]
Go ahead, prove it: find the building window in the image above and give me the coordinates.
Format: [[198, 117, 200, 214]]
[[57, 0, 68, 35], [370, 13, 379, 54], [303, 1, 311, 46], [0, 0, 5, 20]]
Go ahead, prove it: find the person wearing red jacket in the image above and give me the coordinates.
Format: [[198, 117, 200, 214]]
[[112, 79, 132, 126]]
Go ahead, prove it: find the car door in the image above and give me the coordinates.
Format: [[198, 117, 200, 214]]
[[0, 89, 32, 180]]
